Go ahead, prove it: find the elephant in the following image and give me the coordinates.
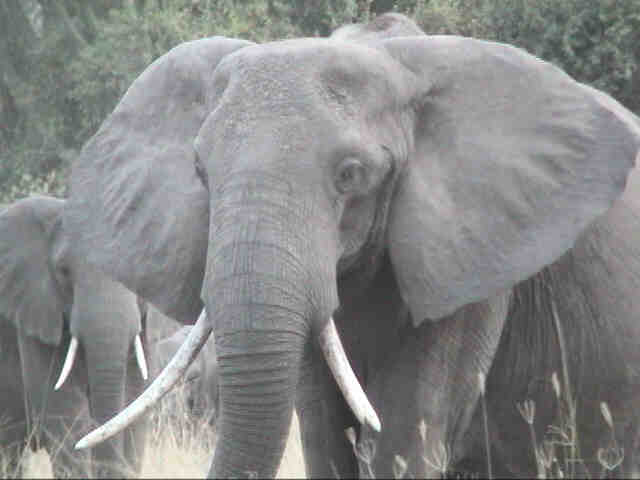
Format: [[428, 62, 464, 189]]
[[62, 12, 640, 478], [0, 195, 151, 478], [150, 324, 219, 426]]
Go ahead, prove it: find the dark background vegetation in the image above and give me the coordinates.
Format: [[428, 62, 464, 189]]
[[2, 0, 639, 202]]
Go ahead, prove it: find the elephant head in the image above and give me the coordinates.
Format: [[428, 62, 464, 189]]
[[64, 14, 640, 478], [0, 195, 150, 476]]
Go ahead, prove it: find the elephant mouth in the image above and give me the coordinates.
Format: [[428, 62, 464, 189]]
[[338, 163, 400, 281], [54, 333, 149, 391], [73, 309, 381, 450]]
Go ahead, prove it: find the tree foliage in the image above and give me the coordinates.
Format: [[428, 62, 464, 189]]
[[413, 0, 640, 114], [1, 0, 638, 201]]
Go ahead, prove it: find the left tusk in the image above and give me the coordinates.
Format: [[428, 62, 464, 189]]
[[55, 336, 79, 390], [134, 334, 149, 380], [319, 317, 381, 432]]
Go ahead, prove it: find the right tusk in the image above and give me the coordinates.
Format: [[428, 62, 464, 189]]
[[54, 336, 79, 391], [75, 309, 212, 450], [319, 317, 381, 432], [134, 334, 149, 380]]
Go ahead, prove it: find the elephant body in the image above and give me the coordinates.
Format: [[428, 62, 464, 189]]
[[63, 12, 640, 479], [0, 196, 150, 478]]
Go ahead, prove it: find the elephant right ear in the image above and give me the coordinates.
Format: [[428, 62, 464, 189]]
[[381, 36, 640, 325], [64, 37, 252, 324], [0, 196, 65, 345]]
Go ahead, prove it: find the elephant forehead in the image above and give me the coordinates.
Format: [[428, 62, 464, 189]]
[[216, 38, 411, 112], [196, 39, 416, 167]]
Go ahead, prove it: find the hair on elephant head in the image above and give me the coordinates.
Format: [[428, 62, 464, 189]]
[[0, 195, 151, 478], [65, 12, 640, 478]]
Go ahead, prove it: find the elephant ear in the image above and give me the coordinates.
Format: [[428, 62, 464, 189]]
[[381, 36, 640, 325], [0, 196, 65, 345], [64, 37, 253, 324]]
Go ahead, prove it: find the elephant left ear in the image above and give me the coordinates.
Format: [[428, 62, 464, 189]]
[[381, 36, 640, 325], [0, 196, 66, 344], [64, 37, 253, 324]]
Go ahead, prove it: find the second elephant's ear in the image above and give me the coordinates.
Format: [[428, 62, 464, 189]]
[[382, 36, 640, 325], [0, 196, 65, 345], [64, 37, 253, 324]]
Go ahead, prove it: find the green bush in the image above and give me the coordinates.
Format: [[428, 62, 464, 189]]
[[1, 0, 637, 202]]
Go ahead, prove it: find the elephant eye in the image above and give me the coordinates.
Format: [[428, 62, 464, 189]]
[[335, 158, 368, 195], [58, 266, 71, 281], [194, 150, 209, 191]]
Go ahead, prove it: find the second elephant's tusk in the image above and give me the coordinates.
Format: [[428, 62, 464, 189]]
[[54, 336, 79, 390], [319, 317, 381, 432], [75, 309, 212, 450], [134, 334, 149, 380]]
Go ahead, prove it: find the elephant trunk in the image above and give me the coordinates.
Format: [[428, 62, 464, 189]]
[[83, 331, 130, 476], [200, 178, 343, 477], [207, 238, 318, 477]]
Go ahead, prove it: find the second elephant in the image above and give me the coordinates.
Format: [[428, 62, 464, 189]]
[[0, 196, 151, 478]]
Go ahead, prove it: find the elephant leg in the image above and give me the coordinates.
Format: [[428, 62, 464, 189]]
[[361, 292, 510, 478], [0, 423, 27, 478], [296, 339, 358, 478], [622, 414, 640, 477], [0, 326, 28, 477], [17, 333, 92, 478]]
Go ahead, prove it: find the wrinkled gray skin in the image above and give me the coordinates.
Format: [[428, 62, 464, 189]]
[[64, 13, 640, 478], [0, 196, 149, 478], [150, 325, 219, 425]]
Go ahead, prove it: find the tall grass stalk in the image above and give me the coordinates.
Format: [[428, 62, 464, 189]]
[[478, 372, 493, 480], [517, 398, 546, 478], [551, 297, 578, 478]]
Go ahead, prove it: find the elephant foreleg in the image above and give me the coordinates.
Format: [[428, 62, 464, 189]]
[[17, 333, 92, 478], [362, 291, 510, 478]]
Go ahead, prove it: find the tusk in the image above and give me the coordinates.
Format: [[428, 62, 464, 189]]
[[55, 336, 79, 391], [134, 334, 149, 380], [75, 309, 211, 450], [319, 317, 381, 432]]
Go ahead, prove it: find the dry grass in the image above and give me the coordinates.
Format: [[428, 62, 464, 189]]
[[8, 390, 632, 479], [13, 386, 306, 479], [5, 324, 629, 479]]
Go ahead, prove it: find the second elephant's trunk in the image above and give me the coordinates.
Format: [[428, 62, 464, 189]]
[[84, 337, 129, 477], [71, 273, 143, 477]]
